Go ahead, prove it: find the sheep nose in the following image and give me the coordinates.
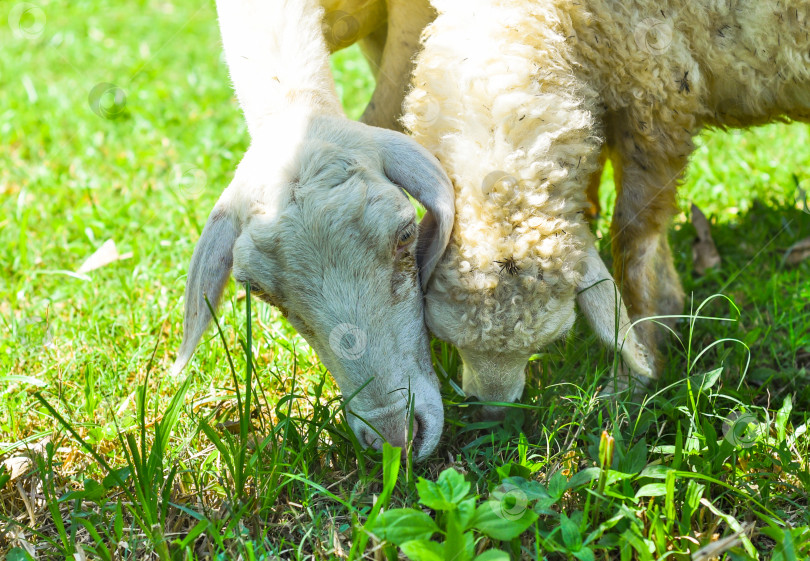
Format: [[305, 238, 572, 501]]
[[361, 416, 421, 458]]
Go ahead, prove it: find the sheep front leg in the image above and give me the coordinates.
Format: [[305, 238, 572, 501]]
[[584, 147, 607, 221], [609, 133, 689, 364], [360, 0, 435, 130]]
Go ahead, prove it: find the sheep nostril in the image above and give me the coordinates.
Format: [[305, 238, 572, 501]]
[[410, 414, 425, 457], [363, 429, 381, 450]]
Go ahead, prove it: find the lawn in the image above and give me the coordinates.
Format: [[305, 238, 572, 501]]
[[1, 1, 809, 559]]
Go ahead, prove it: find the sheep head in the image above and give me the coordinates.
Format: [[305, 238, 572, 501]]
[[173, 113, 454, 460], [403, 0, 656, 415], [424, 226, 656, 414]]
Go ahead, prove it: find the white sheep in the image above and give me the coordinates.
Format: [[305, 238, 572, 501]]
[[404, 0, 810, 412], [173, 0, 454, 460]]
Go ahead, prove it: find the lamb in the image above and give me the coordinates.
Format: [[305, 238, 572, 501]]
[[404, 0, 810, 412], [173, 0, 454, 460]]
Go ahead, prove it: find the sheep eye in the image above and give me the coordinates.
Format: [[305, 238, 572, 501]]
[[397, 224, 416, 250]]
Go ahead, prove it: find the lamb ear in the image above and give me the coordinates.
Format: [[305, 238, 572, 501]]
[[372, 127, 455, 289], [576, 245, 655, 381], [171, 201, 239, 376]]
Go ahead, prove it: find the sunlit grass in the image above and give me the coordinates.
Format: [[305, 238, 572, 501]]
[[1, 0, 808, 559]]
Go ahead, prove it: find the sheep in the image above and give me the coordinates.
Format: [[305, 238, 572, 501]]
[[173, 0, 455, 460], [404, 0, 810, 412]]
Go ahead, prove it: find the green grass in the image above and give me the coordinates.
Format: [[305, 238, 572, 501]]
[[1, 1, 809, 559]]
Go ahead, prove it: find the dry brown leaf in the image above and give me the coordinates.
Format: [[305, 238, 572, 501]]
[[691, 522, 755, 561], [76, 239, 132, 274], [2, 455, 33, 480], [215, 419, 250, 435], [691, 203, 721, 275], [784, 237, 810, 267]]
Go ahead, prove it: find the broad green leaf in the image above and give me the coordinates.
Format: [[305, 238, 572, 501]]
[[620, 529, 654, 561], [471, 500, 538, 541], [6, 547, 35, 561], [381, 443, 402, 496], [566, 467, 600, 490], [457, 497, 476, 530], [621, 439, 648, 474], [102, 467, 132, 489], [417, 468, 470, 510], [548, 471, 567, 499], [500, 476, 549, 500], [114, 501, 123, 541], [487, 481, 535, 524], [573, 547, 595, 561], [583, 513, 624, 546], [400, 539, 445, 561], [560, 513, 581, 550], [61, 478, 106, 502], [535, 497, 560, 515], [694, 367, 723, 391], [373, 509, 438, 545], [639, 465, 674, 479], [474, 550, 510, 561], [635, 483, 667, 498]]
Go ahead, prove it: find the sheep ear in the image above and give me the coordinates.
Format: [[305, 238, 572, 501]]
[[171, 202, 239, 376], [576, 245, 655, 381], [373, 127, 455, 290]]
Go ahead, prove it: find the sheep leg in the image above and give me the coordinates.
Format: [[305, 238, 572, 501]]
[[321, 0, 386, 53], [584, 147, 607, 221], [359, 0, 435, 130], [609, 142, 687, 363], [358, 26, 388, 80]]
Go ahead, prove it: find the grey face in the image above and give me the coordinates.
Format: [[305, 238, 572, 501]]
[[174, 116, 455, 460], [232, 157, 441, 455]]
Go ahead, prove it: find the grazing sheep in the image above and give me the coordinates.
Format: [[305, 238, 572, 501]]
[[404, 0, 810, 410], [174, 0, 454, 460]]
